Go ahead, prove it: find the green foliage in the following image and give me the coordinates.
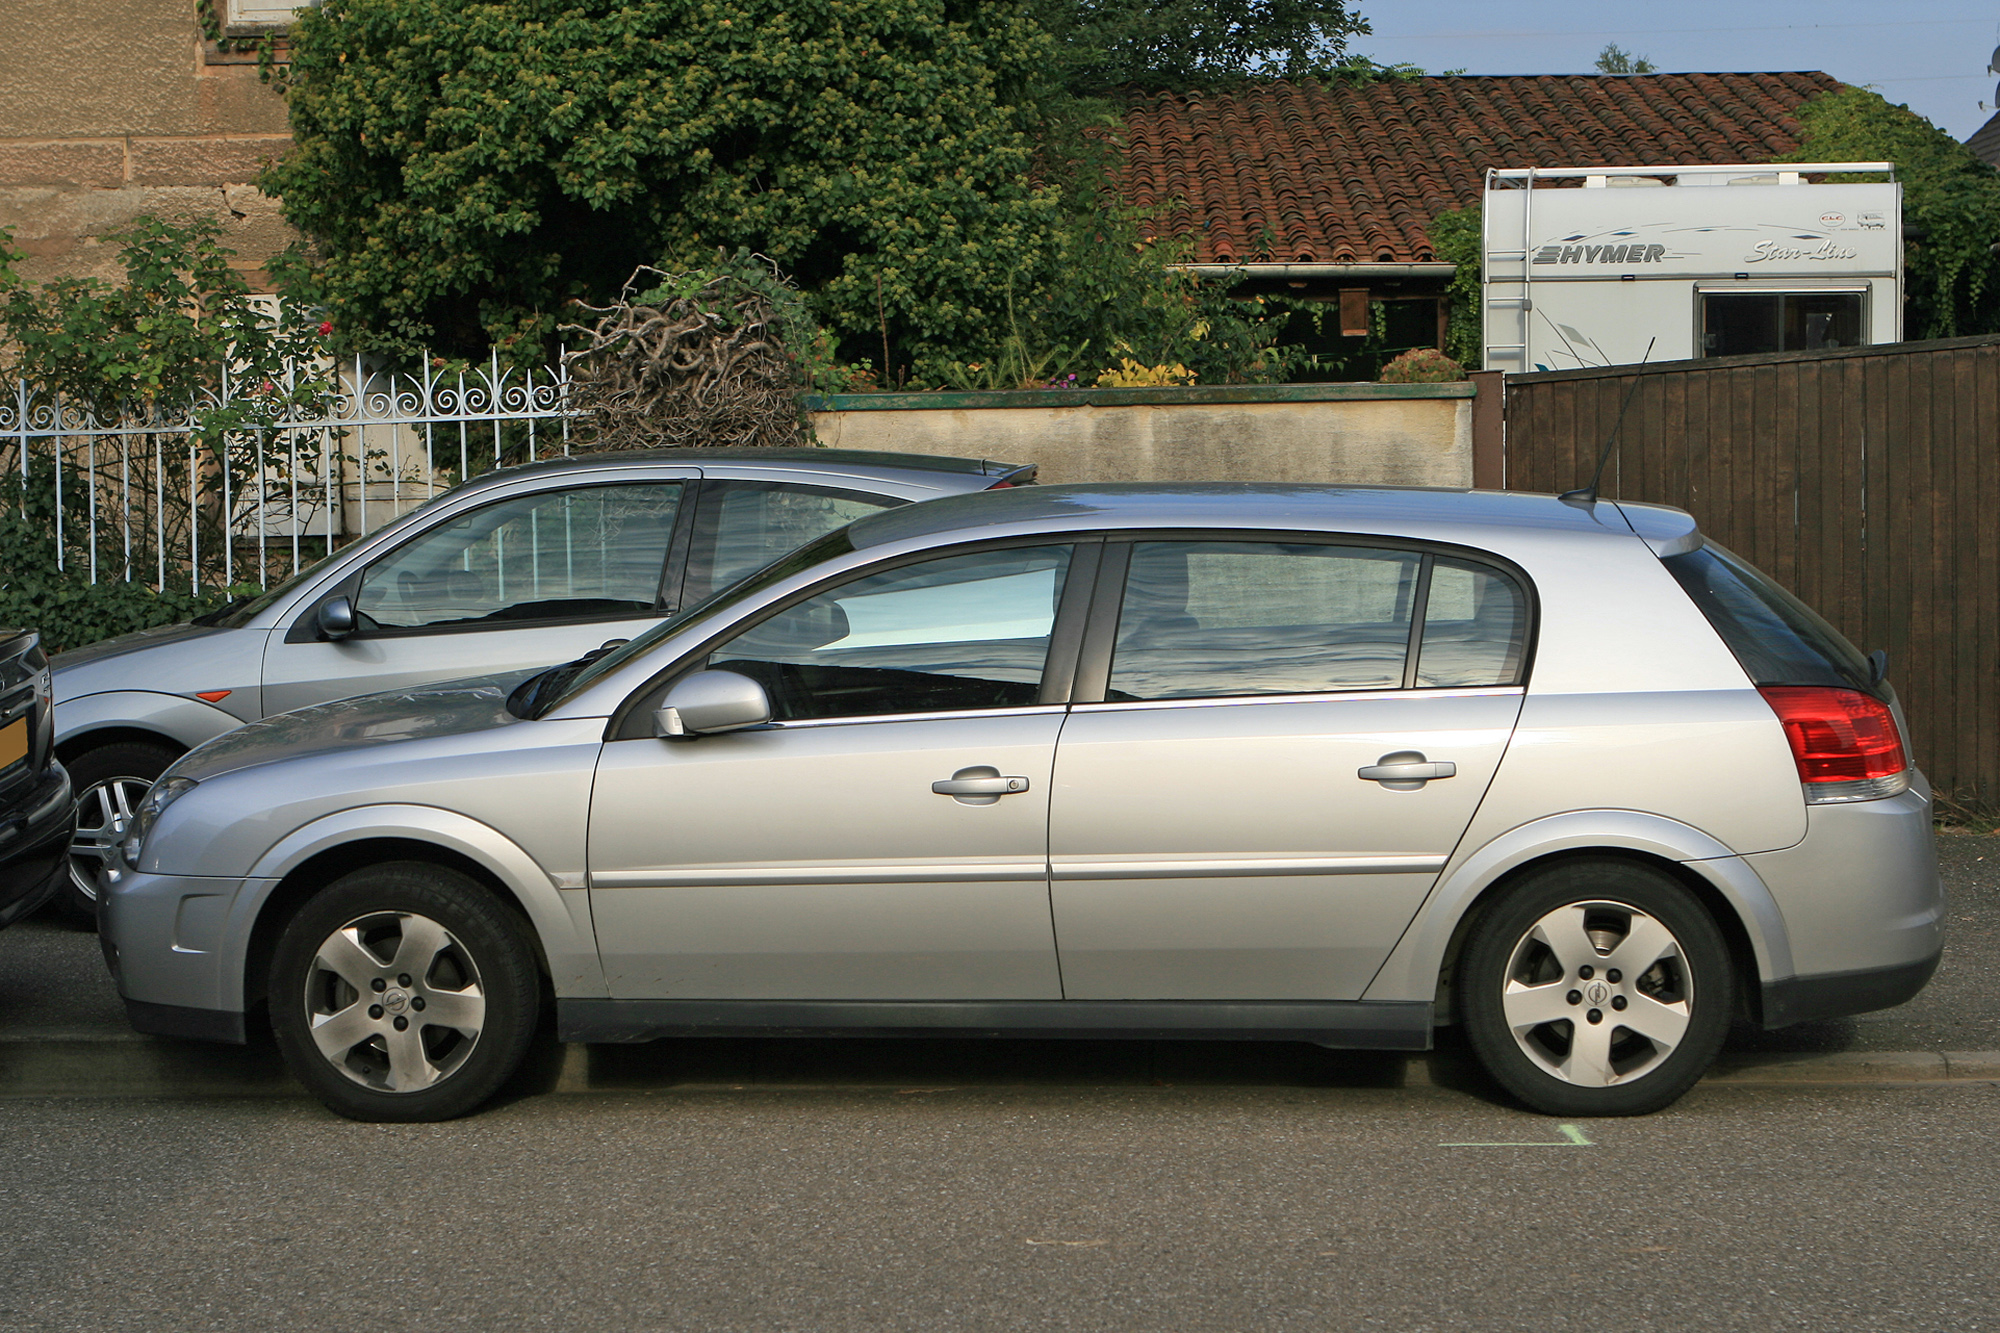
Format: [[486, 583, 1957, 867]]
[[1782, 87, 2000, 340], [1035, 0, 1368, 93], [1594, 44, 1655, 75], [1314, 54, 1426, 84], [0, 215, 341, 596], [0, 471, 223, 655], [264, 0, 1068, 382], [1428, 202, 1483, 369], [1, 216, 335, 430], [624, 248, 860, 394], [1377, 346, 1465, 383]]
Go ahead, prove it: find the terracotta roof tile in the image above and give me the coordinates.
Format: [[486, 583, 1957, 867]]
[[1118, 72, 1844, 262]]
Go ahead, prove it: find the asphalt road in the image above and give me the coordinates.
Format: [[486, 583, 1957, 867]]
[[3, 1081, 1996, 1331]]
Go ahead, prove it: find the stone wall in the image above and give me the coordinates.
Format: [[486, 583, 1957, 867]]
[[0, 0, 295, 288], [808, 383, 1477, 487]]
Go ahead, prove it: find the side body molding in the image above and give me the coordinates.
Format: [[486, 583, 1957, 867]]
[[1360, 809, 1798, 1006], [229, 803, 607, 1005], [55, 690, 244, 752]]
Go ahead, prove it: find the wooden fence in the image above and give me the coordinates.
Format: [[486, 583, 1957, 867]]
[[1502, 333, 2000, 816]]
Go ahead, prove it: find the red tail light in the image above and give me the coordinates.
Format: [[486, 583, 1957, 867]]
[[1758, 686, 1907, 784]]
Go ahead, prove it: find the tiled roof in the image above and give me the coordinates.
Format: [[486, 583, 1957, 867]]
[[1118, 72, 1844, 264]]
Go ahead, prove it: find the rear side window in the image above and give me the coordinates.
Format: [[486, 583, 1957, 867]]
[[1663, 543, 1876, 695], [1105, 541, 1530, 702]]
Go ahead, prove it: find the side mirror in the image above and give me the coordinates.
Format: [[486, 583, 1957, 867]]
[[316, 596, 357, 641], [653, 670, 772, 739]]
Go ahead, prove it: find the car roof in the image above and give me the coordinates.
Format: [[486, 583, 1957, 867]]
[[842, 482, 1690, 549], [451, 446, 1029, 496]]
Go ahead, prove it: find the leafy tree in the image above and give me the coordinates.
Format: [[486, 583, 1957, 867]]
[[1427, 202, 1483, 368], [264, 0, 1071, 382], [1782, 87, 2000, 339], [1037, 0, 1368, 93], [1594, 43, 1655, 74]]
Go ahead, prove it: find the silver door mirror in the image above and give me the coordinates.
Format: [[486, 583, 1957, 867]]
[[653, 670, 772, 739], [316, 596, 357, 641]]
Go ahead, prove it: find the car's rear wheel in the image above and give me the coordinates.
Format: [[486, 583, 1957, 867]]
[[269, 863, 541, 1122], [62, 740, 179, 923], [1460, 860, 1732, 1116]]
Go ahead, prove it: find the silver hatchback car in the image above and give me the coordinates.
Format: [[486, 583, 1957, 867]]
[[51, 447, 1031, 917], [98, 485, 1942, 1120]]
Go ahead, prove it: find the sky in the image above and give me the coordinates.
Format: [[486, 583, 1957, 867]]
[[1351, 1, 1999, 143]]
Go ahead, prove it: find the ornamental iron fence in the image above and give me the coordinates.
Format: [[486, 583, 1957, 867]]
[[0, 353, 580, 594]]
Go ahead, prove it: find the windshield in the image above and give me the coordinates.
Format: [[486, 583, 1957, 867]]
[[196, 494, 449, 629], [528, 526, 859, 716]]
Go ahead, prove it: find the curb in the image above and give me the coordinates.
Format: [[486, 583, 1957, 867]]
[[4, 1035, 1998, 1100]]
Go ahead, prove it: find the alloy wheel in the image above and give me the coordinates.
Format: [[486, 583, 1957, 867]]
[[302, 910, 488, 1093], [67, 775, 152, 903], [1499, 899, 1694, 1088]]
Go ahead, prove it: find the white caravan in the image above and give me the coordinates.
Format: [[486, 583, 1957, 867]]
[[1482, 163, 1900, 372]]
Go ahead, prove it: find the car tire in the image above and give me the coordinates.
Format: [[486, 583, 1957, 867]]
[[268, 863, 542, 1123], [62, 740, 179, 923], [1460, 860, 1733, 1117]]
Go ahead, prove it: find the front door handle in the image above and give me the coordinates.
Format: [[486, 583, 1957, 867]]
[[932, 766, 1030, 805], [1358, 751, 1456, 791]]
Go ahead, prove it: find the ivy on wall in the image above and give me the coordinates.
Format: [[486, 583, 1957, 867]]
[[1782, 87, 2000, 341]]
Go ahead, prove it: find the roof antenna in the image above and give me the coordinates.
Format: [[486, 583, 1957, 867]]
[[1560, 337, 1655, 505]]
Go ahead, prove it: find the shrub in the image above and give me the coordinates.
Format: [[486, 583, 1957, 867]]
[[1378, 347, 1466, 383]]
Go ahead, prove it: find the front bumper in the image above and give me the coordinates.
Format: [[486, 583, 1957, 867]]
[[99, 866, 273, 1044], [0, 761, 71, 928]]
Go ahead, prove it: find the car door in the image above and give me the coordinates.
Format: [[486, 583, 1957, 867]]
[[588, 541, 1088, 1000], [1048, 538, 1530, 1001], [261, 476, 694, 714]]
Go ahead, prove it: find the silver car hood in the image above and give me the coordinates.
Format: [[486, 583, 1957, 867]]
[[171, 672, 538, 782], [51, 620, 222, 670]]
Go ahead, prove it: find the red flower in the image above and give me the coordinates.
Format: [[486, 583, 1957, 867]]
[[317, 320, 334, 336]]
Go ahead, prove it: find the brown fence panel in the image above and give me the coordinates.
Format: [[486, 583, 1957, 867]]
[[1503, 333, 2000, 815]]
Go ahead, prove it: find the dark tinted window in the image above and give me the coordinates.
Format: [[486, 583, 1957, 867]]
[[1108, 542, 1422, 700], [710, 545, 1071, 721], [1664, 542, 1875, 693], [1416, 558, 1529, 687], [682, 482, 902, 607]]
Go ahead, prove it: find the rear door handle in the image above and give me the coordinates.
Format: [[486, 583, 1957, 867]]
[[1358, 751, 1456, 790], [932, 766, 1030, 805]]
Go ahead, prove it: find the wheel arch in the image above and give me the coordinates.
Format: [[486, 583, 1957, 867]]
[[1363, 810, 1796, 1019], [227, 805, 605, 1021], [54, 726, 189, 768]]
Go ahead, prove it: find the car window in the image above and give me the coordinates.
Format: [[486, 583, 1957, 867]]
[[1663, 541, 1875, 695], [708, 545, 1072, 721], [681, 481, 903, 607], [1414, 558, 1529, 688], [1108, 542, 1423, 700], [355, 482, 683, 632]]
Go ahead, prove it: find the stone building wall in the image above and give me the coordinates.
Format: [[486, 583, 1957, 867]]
[[0, 0, 297, 289]]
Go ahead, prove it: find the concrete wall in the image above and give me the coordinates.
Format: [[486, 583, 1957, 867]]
[[808, 384, 1476, 486], [0, 0, 295, 288]]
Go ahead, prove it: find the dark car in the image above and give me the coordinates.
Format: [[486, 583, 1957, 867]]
[[0, 628, 72, 927]]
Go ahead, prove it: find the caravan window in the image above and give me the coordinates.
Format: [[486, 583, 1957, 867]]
[[1700, 291, 1865, 357]]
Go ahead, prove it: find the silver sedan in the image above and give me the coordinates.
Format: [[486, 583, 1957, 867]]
[[98, 484, 1942, 1120]]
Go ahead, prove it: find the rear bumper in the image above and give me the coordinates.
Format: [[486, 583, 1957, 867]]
[[1761, 951, 1941, 1029]]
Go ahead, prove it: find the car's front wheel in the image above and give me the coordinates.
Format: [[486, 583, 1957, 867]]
[[1460, 860, 1733, 1117], [268, 863, 541, 1122]]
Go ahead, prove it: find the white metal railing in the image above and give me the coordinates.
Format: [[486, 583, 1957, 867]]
[[1, 352, 581, 593]]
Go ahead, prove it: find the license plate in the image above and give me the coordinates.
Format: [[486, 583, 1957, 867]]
[[0, 717, 24, 771]]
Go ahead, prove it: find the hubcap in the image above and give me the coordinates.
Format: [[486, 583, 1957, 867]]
[[302, 911, 486, 1093], [68, 776, 151, 903], [1499, 900, 1693, 1088]]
